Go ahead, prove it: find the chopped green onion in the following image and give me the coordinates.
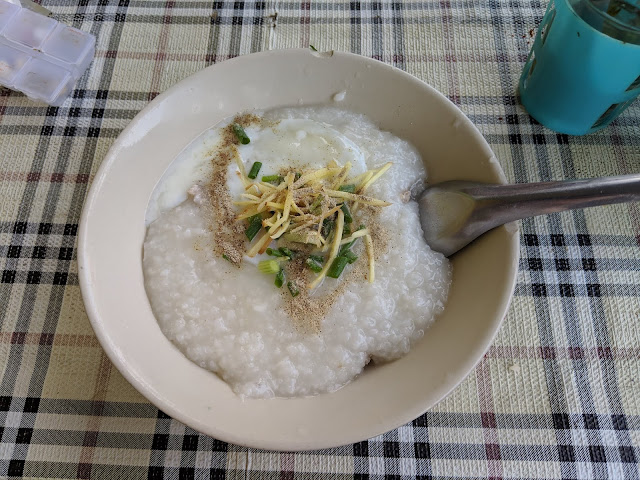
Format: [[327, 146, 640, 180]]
[[338, 242, 353, 256], [342, 249, 358, 264], [275, 269, 285, 288], [232, 123, 250, 145], [309, 44, 318, 51], [262, 175, 283, 184], [322, 218, 334, 238], [338, 184, 356, 193], [327, 255, 349, 279], [306, 257, 323, 273], [266, 247, 285, 257], [258, 260, 280, 274], [309, 195, 324, 214], [341, 203, 353, 223], [245, 214, 262, 241], [339, 226, 365, 255], [222, 254, 232, 262], [278, 247, 295, 258], [294, 172, 302, 181], [248, 162, 262, 179], [287, 281, 300, 297], [340, 241, 355, 255], [309, 254, 324, 263]]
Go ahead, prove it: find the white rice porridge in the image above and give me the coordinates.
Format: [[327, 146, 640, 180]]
[[143, 107, 451, 398]]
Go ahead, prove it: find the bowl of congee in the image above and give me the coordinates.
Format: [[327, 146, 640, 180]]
[[78, 49, 519, 450]]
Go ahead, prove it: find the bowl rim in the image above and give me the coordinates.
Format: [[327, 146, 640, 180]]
[[78, 48, 520, 450]]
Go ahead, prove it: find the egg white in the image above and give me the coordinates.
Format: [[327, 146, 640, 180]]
[[227, 118, 368, 199]]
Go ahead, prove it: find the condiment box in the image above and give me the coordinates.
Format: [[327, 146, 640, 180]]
[[0, 0, 95, 105]]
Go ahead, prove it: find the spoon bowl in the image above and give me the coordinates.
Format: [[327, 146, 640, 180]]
[[419, 174, 640, 257]]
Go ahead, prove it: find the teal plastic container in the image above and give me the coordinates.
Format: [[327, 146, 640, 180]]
[[519, 0, 640, 135]]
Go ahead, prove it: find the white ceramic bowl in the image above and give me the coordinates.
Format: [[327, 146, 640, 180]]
[[78, 49, 519, 451]]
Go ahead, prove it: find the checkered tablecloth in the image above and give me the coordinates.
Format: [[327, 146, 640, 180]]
[[1, 0, 639, 478]]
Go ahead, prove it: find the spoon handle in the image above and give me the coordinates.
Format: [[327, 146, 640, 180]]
[[465, 173, 640, 229]]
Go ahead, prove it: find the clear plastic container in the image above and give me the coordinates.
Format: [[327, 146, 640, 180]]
[[0, 0, 95, 105]]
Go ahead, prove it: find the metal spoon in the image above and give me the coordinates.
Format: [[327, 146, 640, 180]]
[[418, 174, 640, 257]]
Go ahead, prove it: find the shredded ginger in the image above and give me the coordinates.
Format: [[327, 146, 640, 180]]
[[234, 161, 393, 288]]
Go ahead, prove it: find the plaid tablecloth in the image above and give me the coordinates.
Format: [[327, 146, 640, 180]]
[[1, 0, 639, 478]]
